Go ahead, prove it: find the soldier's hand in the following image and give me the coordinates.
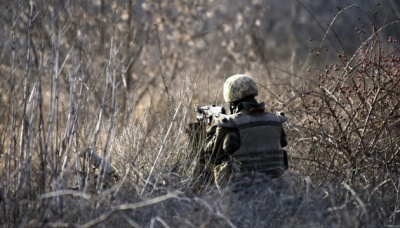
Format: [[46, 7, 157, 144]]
[[209, 115, 216, 126], [206, 125, 217, 137]]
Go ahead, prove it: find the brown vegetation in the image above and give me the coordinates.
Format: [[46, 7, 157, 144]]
[[0, 0, 399, 227]]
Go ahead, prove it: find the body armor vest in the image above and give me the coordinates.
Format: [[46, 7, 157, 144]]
[[230, 112, 286, 177]]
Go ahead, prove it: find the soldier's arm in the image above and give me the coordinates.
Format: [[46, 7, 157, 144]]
[[281, 127, 288, 148], [203, 115, 240, 164], [276, 113, 288, 148], [222, 128, 240, 157], [207, 127, 240, 165]]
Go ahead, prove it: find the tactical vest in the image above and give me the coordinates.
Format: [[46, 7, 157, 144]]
[[228, 112, 286, 177]]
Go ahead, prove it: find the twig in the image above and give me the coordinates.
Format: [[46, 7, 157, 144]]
[[141, 101, 183, 195], [40, 190, 91, 200]]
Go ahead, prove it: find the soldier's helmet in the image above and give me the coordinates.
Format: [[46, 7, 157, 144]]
[[223, 74, 258, 103]]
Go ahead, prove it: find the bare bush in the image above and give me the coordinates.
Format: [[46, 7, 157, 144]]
[[0, 0, 399, 227], [283, 7, 400, 226]]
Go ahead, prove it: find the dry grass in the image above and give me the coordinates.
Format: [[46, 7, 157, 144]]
[[0, 1, 399, 227]]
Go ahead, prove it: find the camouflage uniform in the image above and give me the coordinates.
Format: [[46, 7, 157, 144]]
[[202, 75, 288, 188], [203, 99, 288, 187]]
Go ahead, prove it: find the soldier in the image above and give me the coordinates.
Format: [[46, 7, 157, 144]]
[[203, 74, 289, 190]]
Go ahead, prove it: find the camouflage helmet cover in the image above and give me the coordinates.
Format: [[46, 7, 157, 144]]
[[223, 74, 258, 103]]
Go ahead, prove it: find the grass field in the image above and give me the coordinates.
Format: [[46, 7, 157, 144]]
[[0, 1, 399, 227]]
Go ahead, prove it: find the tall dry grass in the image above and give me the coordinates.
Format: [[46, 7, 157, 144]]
[[0, 1, 399, 227]]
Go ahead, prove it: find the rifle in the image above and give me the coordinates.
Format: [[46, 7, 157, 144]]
[[195, 104, 226, 125], [187, 104, 226, 192]]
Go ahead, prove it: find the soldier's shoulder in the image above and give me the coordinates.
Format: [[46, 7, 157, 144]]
[[274, 112, 288, 123], [264, 112, 288, 123], [215, 114, 237, 128]]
